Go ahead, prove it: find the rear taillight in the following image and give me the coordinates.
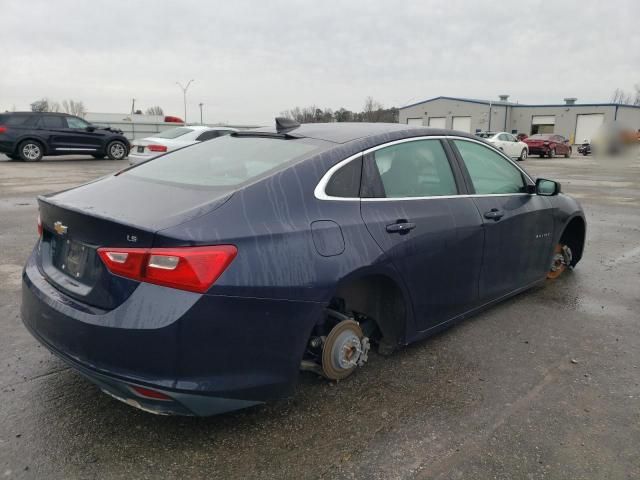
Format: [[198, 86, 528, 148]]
[[147, 144, 168, 152], [97, 245, 237, 293], [0, 126, 7, 134], [37, 214, 42, 236]]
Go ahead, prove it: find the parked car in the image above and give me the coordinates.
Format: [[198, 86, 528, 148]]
[[0, 112, 129, 161], [128, 125, 237, 165], [476, 131, 529, 160], [577, 140, 591, 156], [22, 119, 586, 416], [523, 134, 572, 158]]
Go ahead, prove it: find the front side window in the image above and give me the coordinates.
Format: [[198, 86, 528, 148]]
[[66, 116, 90, 129], [453, 140, 526, 195], [126, 134, 323, 187], [368, 140, 458, 198]]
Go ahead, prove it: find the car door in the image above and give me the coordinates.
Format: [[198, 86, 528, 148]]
[[497, 133, 515, 157], [505, 133, 520, 157], [555, 135, 569, 155], [359, 138, 485, 333], [59, 116, 103, 151], [450, 138, 554, 301], [38, 115, 68, 151]]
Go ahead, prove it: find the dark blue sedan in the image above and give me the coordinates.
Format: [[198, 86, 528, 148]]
[[21, 119, 586, 415]]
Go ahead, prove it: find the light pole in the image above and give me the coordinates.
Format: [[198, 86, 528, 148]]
[[199, 103, 204, 124], [176, 79, 194, 124]]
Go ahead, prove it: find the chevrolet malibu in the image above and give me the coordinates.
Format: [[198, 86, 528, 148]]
[[22, 119, 586, 416]]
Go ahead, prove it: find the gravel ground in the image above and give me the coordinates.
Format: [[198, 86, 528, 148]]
[[0, 151, 639, 479]]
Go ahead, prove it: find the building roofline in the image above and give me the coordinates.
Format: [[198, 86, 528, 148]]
[[399, 96, 640, 110]]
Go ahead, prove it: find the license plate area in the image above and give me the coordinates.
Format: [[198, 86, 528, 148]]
[[51, 236, 93, 281]]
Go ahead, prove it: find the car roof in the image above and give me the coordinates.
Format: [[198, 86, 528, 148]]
[[249, 122, 461, 144], [5, 111, 72, 116]]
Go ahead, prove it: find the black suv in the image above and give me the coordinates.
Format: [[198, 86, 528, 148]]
[[0, 112, 130, 162]]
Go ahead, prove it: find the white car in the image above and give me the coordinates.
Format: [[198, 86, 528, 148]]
[[128, 125, 237, 165], [476, 131, 529, 161]]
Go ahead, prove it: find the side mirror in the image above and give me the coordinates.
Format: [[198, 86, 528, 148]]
[[536, 178, 561, 196], [85, 125, 96, 132]]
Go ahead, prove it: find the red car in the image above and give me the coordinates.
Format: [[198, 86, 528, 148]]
[[523, 134, 572, 158]]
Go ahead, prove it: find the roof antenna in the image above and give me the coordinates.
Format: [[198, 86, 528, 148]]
[[275, 117, 300, 133]]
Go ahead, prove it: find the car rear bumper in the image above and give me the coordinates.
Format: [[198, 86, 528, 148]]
[[21, 248, 324, 415], [527, 147, 549, 155], [128, 152, 157, 165]]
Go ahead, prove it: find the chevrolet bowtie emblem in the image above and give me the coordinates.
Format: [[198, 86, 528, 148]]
[[53, 221, 68, 235]]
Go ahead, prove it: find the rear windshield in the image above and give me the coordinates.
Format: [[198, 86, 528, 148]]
[[125, 134, 323, 187], [475, 132, 496, 138], [529, 134, 552, 139], [153, 127, 194, 139]]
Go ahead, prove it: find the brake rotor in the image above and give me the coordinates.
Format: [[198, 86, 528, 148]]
[[321, 319, 370, 380], [547, 243, 572, 279]]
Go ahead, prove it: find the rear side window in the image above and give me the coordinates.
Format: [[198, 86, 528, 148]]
[[40, 116, 66, 129], [126, 134, 323, 187], [196, 130, 226, 142], [0, 114, 38, 127], [325, 157, 362, 198], [453, 140, 526, 195], [368, 140, 458, 198]]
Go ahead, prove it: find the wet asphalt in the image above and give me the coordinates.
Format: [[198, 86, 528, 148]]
[[0, 151, 639, 479]]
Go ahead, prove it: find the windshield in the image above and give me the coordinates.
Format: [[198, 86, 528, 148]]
[[153, 127, 194, 139], [125, 134, 323, 187], [476, 132, 496, 139]]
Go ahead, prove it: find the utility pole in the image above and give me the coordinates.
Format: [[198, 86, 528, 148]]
[[487, 100, 492, 131], [131, 98, 136, 115], [176, 80, 194, 124], [199, 103, 204, 124]]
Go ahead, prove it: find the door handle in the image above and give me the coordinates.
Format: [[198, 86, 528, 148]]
[[386, 222, 416, 234], [483, 208, 504, 221]]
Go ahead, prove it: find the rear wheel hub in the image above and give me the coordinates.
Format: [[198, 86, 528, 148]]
[[321, 319, 370, 380]]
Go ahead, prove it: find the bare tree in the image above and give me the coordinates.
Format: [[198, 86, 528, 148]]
[[62, 99, 87, 117], [145, 106, 164, 116], [610, 86, 640, 105], [280, 105, 332, 123], [282, 98, 399, 124], [362, 96, 384, 122], [49, 101, 61, 112], [30, 98, 50, 112]]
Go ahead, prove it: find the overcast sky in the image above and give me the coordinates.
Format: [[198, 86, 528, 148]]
[[1, 0, 638, 124]]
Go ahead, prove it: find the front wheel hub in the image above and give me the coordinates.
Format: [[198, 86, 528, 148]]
[[547, 244, 572, 279]]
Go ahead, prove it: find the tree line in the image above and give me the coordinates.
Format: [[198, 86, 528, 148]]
[[280, 96, 398, 123], [30, 98, 87, 116], [610, 85, 640, 106], [28, 98, 165, 117]]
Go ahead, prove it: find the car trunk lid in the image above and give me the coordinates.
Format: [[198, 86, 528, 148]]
[[37, 174, 233, 309]]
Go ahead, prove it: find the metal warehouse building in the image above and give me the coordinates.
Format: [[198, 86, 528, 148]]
[[398, 95, 640, 144]]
